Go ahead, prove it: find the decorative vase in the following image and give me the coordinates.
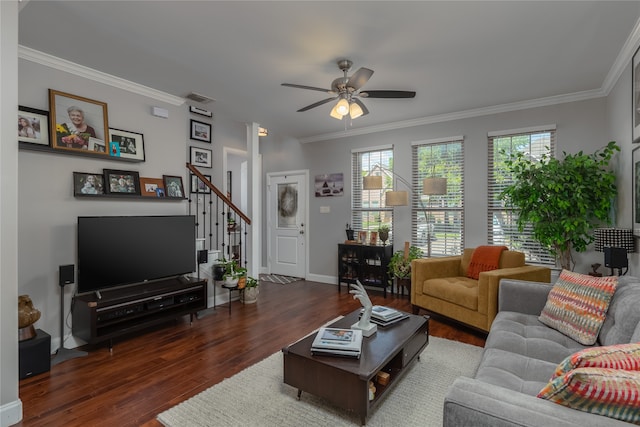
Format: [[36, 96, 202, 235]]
[[242, 287, 259, 304], [237, 276, 246, 289], [346, 229, 355, 240], [379, 230, 389, 245], [224, 276, 239, 287], [213, 265, 226, 281]]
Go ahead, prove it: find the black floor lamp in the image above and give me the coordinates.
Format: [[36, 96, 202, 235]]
[[594, 228, 635, 276]]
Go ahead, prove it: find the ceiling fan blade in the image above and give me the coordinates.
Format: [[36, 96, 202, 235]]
[[347, 67, 374, 91], [281, 83, 332, 93], [297, 97, 337, 112], [353, 98, 369, 116], [359, 90, 416, 99]]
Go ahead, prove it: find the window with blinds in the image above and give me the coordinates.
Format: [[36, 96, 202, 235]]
[[488, 127, 556, 265], [352, 147, 394, 239], [411, 138, 464, 257]]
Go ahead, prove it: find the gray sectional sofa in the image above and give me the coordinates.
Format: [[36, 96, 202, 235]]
[[443, 276, 640, 427]]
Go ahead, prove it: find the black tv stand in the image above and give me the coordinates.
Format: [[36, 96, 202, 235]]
[[72, 276, 207, 350]]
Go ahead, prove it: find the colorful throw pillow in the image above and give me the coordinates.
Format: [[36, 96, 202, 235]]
[[537, 367, 640, 424], [538, 270, 618, 345], [552, 343, 640, 378]]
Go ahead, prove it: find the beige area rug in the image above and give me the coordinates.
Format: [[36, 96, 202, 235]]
[[157, 336, 483, 427]]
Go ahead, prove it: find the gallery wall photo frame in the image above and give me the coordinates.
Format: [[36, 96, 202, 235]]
[[633, 146, 640, 236], [139, 177, 166, 198], [19, 106, 50, 147], [103, 168, 141, 195], [634, 46, 640, 143], [163, 175, 185, 198], [190, 174, 212, 194], [190, 146, 212, 168], [108, 128, 145, 161], [190, 119, 211, 143], [49, 89, 109, 155], [73, 172, 105, 196]]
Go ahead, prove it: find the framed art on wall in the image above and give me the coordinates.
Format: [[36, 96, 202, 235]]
[[633, 47, 640, 143], [190, 146, 212, 168], [163, 175, 185, 198], [73, 172, 105, 196], [139, 177, 166, 197], [104, 169, 141, 195], [190, 119, 211, 143], [108, 128, 145, 161], [18, 106, 50, 146], [49, 89, 109, 155], [633, 146, 640, 236], [190, 174, 212, 194]]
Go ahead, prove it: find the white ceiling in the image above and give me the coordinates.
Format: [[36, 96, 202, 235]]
[[17, 1, 640, 142]]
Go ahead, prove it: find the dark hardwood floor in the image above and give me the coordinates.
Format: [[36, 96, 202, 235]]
[[17, 279, 486, 427]]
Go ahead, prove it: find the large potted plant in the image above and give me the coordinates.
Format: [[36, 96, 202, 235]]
[[388, 245, 423, 291], [500, 141, 619, 271]]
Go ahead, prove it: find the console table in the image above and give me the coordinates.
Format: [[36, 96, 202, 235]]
[[338, 243, 393, 297]]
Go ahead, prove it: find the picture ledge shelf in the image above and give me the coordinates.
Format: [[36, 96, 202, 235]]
[[19, 141, 144, 163], [74, 194, 186, 201]]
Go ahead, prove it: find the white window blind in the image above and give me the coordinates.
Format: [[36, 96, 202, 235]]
[[352, 148, 394, 238], [411, 138, 464, 257], [488, 128, 556, 265]]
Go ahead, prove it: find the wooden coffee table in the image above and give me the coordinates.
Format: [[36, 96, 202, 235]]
[[282, 310, 429, 425]]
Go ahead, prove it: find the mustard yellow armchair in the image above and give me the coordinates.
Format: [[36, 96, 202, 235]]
[[411, 248, 550, 332]]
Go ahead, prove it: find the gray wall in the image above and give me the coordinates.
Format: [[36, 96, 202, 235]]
[[17, 59, 247, 351], [261, 97, 621, 282]]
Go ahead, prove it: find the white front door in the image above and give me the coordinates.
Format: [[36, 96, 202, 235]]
[[267, 171, 307, 278]]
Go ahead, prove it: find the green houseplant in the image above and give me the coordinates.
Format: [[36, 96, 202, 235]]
[[500, 141, 619, 271], [241, 276, 259, 304], [388, 245, 423, 280]]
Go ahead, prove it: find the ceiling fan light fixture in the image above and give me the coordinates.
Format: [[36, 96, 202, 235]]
[[335, 98, 349, 116], [349, 101, 364, 119], [329, 104, 344, 120]]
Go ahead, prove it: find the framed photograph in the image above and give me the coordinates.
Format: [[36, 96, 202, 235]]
[[189, 105, 213, 118], [190, 174, 212, 194], [73, 172, 105, 196], [49, 89, 109, 155], [190, 119, 211, 143], [358, 231, 368, 245], [315, 173, 344, 197], [103, 169, 141, 195], [634, 47, 640, 143], [163, 175, 185, 198], [139, 177, 166, 198], [108, 128, 145, 161], [190, 146, 212, 168], [633, 146, 640, 236], [369, 231, 378, 246], [18, 106, 50, 146]]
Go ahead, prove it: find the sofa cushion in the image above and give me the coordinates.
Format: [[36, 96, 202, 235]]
[[552, 343, 640, 378], [423, 276, 478, 310], [488, 312, 589, 363], [537, 368, 640, 424], [538, 270, 618, 345], [599, 277, 640, 346]]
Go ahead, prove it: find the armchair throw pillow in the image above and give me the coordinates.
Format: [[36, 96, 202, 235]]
[[552, 343, 640, 378], [538, 270, 618, 345], [466, 245, 507, 280]]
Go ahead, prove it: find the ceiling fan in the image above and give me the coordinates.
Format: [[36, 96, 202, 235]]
[[281, 59, 416, 120]]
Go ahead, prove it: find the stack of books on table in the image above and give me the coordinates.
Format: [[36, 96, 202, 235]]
[[311, 327, 363, 358], [369, 305, 409, 326]]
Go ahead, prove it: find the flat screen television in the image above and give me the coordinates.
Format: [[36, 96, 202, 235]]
[[77, 215, 196, 294]]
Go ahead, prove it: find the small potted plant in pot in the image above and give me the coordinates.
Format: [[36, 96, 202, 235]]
[[378, 224, 390, 245], [222, 260, 246, 287], [241, 276, 259, 304], [388, 245, 423, 292]]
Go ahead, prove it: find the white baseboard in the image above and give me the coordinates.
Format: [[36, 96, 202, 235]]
[[306, 273, 336, 284], [0, 399, 22, 427]]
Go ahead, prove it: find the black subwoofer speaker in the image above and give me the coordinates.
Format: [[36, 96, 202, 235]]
[[19, 329, 51, 379], [604, 247, 628, 269]]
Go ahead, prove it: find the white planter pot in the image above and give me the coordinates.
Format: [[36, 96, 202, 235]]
[[223, 276, 239, 287], [242, 287, 259, 304]]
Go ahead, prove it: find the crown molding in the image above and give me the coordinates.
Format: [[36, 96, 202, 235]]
[[602, 17, 640, 95], [299, 88, 605, 144], [18, 46, 185, 106]]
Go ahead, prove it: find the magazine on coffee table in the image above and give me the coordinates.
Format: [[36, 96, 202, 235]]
[[312, 327, 363, 355]]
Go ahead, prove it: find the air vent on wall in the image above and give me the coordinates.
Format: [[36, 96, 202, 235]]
[[185, 92, 215, 104]]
